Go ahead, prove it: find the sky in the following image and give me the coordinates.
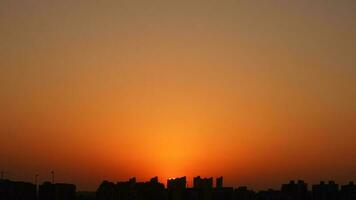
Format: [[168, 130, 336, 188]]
[[0, 0, 356, 191]]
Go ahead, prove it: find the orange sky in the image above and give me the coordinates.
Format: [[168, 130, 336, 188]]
[[0, 0, 356, 191]]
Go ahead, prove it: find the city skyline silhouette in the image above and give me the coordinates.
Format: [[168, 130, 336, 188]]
[[2, 176, 356, 200]]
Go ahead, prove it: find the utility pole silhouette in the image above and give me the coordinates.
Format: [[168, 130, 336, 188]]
[[35, 174, 39, 196], [51, 171, 55, 183]]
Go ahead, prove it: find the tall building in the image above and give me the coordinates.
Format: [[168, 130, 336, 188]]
[[167, 177, 187, 200], [216, 177, 223, 188]]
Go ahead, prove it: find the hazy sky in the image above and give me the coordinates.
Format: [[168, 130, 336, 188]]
[[1, 0, 356, 191]]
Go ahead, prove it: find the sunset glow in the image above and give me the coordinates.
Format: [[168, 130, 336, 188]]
[[1, 0, 356, 191]]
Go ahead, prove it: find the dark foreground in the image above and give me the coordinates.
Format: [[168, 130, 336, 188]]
[[1, 176, 355, 200]]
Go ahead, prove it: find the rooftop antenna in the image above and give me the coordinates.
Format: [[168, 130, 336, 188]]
[[51, 171, 54, 184], [35, 174, 39, 185]]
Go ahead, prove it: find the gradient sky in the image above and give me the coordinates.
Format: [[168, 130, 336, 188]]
[[1, 0, 356, 191]]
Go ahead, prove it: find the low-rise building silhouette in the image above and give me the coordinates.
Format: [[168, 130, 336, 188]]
[[340, 182, 356, 200], [312, 181, 339, 200], [97, 177, 166, 200], [256, 189, 283, 200], [281, 180, 308, 200], [77, 191, 96, 200], [96, 181, 118, 200], [234, 186, 255, 200], [38, 181, 76, 200], [214, 187, 233, 200], [0, 179, 37, 200]]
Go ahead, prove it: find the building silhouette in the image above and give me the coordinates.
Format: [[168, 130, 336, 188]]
[[281, 180, 308, 200], [216, 177, 223, 189], [312, 181, 339, 200], [256, 189, 284, 200], [234, 186, 255, 200], [340, 182, 356, 200], [167, 177, 187, 190], [38, 181, 76, 200], [96, 181, 118, 200], [97, 177, 166, 200], [77, 191, 96, 200], [0, 179, 37, 200], [0, 179, 75, 200], [193, 177, 213, 189], [167, 177, 187, 200]]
